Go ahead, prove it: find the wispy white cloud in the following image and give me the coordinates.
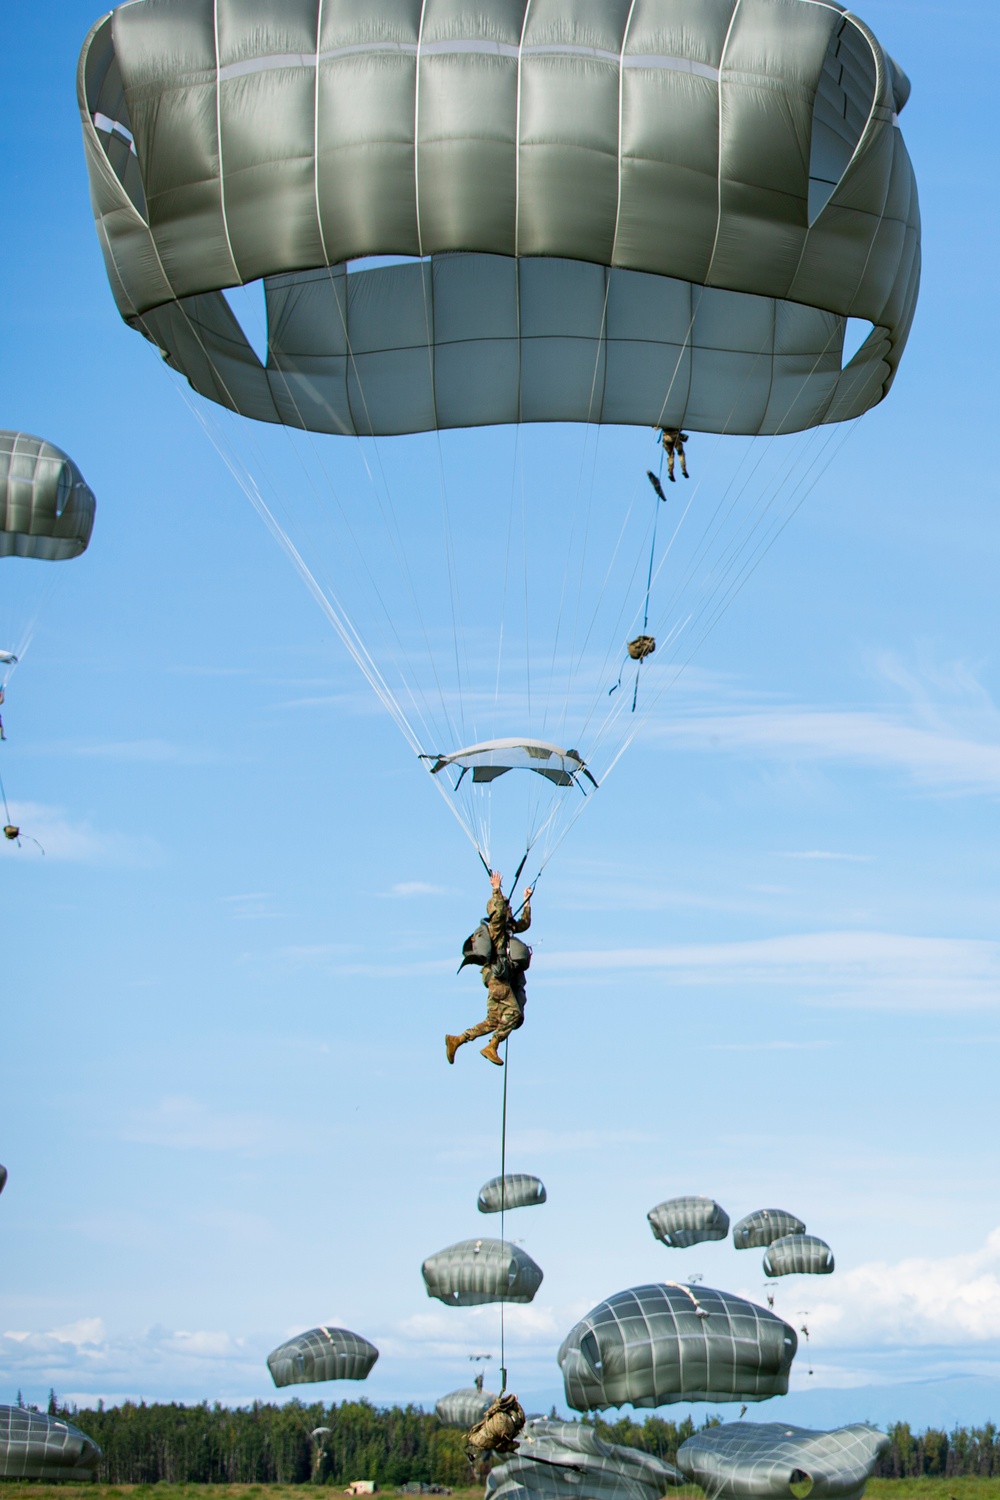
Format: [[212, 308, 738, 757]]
[[650, 653, 1000, 797], [543, 931, 1000, 1011], [757, 1227, 1000, 1349], [121, 1097, 303, 1155], [0, 801, 158, 865], [70, 738, 221, 765], [778, 851, 873, 863], [381, 881, 451, 898]]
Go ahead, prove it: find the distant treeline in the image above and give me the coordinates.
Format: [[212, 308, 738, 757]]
[[24, 1395, 1000, 1485]]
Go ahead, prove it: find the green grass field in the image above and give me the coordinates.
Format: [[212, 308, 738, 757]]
[[3, 1484, 1000, 1500]]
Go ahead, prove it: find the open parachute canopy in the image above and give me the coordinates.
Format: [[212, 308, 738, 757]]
[[734, 1210, 807, 1250], [0, 433, 95, 562], [436, 1387, 498, 1428], [79, 0, 918, 437], [422, 1238, 543, 1306], [488, 1419, 684, 1500], [648, 1196, 730, 1248], [763, 1235, 835, 1278], [478, 1173, 547, 1213], [558, 1284, 797, 1411], [0, 1165, 6, 1197], [266, 1325, 379, 1387], [676, 1423, 889, 1500], [77, 0, 920, 875], [0, 1409, 101, 1482]]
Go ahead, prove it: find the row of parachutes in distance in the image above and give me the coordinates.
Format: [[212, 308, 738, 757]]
[[647, 1198, 835, 1277], [484, 1418, 888, 1500], [267, 1174, 546, 1385], [0, 1407, 101, 1481]]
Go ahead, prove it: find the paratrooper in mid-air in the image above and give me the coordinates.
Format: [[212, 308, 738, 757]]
[[446, 871, 532, 1067], [658, 427, 690, 481]]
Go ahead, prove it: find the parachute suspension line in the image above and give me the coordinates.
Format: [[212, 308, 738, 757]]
[[498, 1031, 510, 1398], [0, 763, 12, 827], [628, 467, 666, 713], [144, 290, 450, 766]]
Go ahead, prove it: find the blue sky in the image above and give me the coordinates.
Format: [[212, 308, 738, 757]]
[[3, 0, 1000, 1434]]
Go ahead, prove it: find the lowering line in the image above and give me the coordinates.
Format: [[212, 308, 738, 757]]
[[609, 458, 669, 710], [499, 1038, 510, 1397]]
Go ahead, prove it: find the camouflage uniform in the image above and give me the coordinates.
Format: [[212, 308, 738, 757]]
[[447, 890, 531, 1059], [660, 428, 689, 480]]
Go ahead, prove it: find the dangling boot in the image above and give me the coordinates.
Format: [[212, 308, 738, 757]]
[[445, 1034, 465, 1065], [480, 1038, 504, 1066]]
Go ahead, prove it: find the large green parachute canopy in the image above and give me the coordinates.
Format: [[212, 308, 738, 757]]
[[0, 433, 95, 561], [558, 1284, 797, 1411], [488, 1419, 684, 1500], [0, 1409, 101, 1481], [79, 0, 919, 439], [648, 1196, 729, 1248], [764, 1235, 835, 1278], [734, 1211, 806, 1250], [676, 1423, 889, 1500], [266, 1326, 379, 1387], [478, 1173, 547, 1213], [422, 1238, 543, 1306], [436, 1388, 498, 1427]]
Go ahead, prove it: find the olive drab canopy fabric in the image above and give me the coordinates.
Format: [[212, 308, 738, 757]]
[[79, 0, 919, 438], [676, 1423, 889, 1500], [488, 1419, 684, 1500], [478, 1173, 547, 1213], [266, 1326, 379, 1387], [0, 434, 96, 562], [422, 1238, 543, 1305], [0, 1409, 101, 1481], [733, 1210, 807, 1250], [558, 1284, 797, 1410], [763, 1235, 835, 1278], [435, 1388, 498, 1427], [648, 1196, 730, 1248]]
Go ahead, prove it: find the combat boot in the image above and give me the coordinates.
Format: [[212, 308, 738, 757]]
[[445, 1034, 464, 1064], [480, 1039, 504, 1066]]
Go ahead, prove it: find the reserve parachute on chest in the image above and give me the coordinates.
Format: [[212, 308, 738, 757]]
[[78, 0, 919, 873]]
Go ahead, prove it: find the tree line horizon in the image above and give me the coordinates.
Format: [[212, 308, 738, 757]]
[[9, 1394, 1000, 1485]]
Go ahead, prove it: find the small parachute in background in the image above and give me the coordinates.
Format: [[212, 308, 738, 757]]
[[733, 1210, 806, 1250], [676, 1423, 889, 1500], [0, 433, 95, 563], [478, 1174, 547, 1214], [266, 1325, 379, 1387], [558, 1284, 797, 1411], [764, 1236, 835, 1278], [436, 1387, 498, 1428], [648, 1196, 729, 1248], [488, 1419, 684, 1500], [422, 1239, 543, 1306], [0, 1164, 6, 1195], [0, 1407, 101, 1480]]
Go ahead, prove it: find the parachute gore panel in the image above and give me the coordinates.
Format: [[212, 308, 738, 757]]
[[479, 1174, 547, 1213], [488, 1419, 684, 1500], [0, 433, 95, 561], [266, 1326, 379, 1387], [763, 1236, 835, 1278], [423, 1238, 543, 1306], [79, 0, 920, 437], [0, 1408, 101, 1480], [677, 1422, 889, 1500], [558, 1284, 797, 1410], [734, 1211, 807, 1250], [648, 1196, 730, 1248]]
